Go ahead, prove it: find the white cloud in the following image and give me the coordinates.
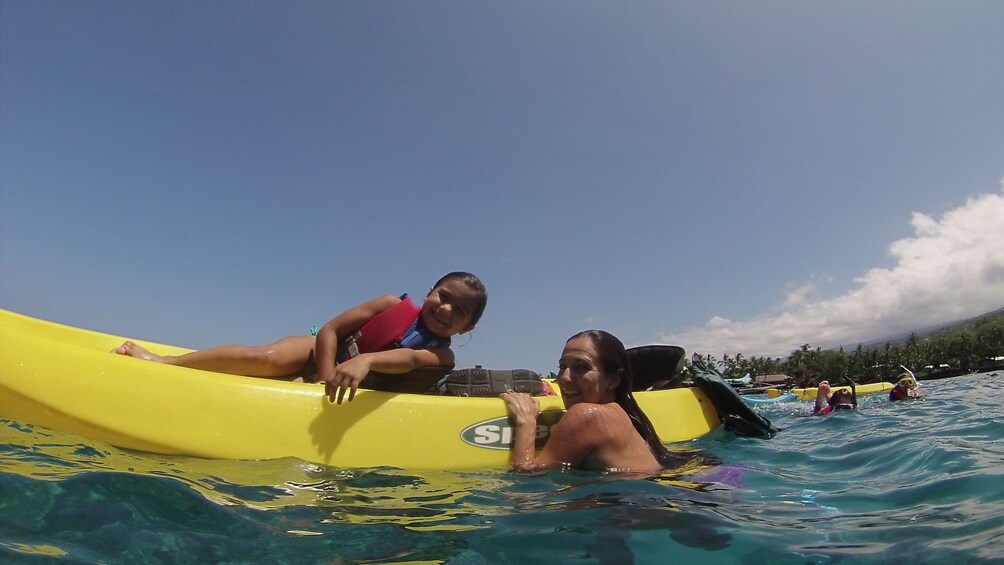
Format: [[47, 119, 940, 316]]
[[661, 184, 1004, 358]]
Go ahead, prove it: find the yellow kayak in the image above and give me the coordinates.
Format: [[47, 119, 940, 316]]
[[767, 381, 893, 400], [0, 309, 722, 470]]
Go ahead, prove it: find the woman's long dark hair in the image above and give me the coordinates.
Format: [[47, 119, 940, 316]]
[[569, 330, 681, 468]]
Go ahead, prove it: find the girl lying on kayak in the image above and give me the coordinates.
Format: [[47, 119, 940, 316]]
[[813, 380, 856, 414], [500, 330, 683, 474], [112, 271, 487, 404]]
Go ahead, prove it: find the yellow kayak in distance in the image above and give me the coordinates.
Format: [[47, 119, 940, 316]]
[[0, 309, 722, 470], [767, 381, 893, 400]]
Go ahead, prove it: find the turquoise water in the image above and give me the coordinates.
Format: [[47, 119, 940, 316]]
[[2, 372, 1003, 564]]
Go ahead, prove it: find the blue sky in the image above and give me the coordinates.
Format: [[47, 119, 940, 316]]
[[2, 1, 1002, 373]]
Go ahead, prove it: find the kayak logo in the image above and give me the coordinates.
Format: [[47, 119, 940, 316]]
[[460, 411, 565, 450]]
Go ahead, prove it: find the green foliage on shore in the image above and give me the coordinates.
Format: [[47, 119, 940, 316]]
[[712, 309, 1004, 386]]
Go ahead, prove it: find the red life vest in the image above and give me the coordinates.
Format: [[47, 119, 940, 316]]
[[356, 296, 422, 353], [338, 296, 446, 360]]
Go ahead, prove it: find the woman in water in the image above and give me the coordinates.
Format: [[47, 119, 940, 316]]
[[889, 373, 921, 401], [500, 330, 681, 473], [813, 380, 856, 414]]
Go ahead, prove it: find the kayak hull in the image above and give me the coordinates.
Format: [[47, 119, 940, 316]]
[[0, 309, 722, 470]]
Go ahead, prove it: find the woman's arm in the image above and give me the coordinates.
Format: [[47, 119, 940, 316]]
[[501, 394, 602, 472], [501, 392, 542, 471], [813, 381, 831, 413]]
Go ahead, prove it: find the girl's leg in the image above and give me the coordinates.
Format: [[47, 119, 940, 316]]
[[113, 336, 316, 378]]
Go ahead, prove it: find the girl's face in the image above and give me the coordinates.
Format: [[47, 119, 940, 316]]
[[420, 278, 479, 337], [556, 336, 620, 408]]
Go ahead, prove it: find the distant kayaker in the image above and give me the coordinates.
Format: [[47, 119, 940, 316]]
[[889, 374, 921, 401], [813, 380, 856, 414], [500, 330, 683, 474], [112, 271, 487, 404]]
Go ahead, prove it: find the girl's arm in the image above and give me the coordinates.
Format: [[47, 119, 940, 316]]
[[323, 347, 455, 404], [314, 294, 400, 395]]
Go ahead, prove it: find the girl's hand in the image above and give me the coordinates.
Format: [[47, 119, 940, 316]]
[[320, 356, 372, 404], [500, 391, 540, 427]]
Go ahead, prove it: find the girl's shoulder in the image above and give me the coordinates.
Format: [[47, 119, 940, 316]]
[[362, 293, 405, 312], [338, 294, 405, 326]]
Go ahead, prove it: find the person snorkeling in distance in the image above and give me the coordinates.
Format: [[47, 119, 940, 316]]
[[813, 380, 857, 415], [889, 373, 921, 401], [112, 272, 487, 404], [500, 330, 684, 474]]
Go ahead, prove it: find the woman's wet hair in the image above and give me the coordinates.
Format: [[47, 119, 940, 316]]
[[568, 329, 682, 468], [433, 271, 488, 326]]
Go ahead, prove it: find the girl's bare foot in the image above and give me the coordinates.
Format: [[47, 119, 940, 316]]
[[112, 341, 166, 363]]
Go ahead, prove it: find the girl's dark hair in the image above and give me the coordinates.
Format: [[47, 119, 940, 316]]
[[568, 330, 681, 468], [433, 271, 488, 326]]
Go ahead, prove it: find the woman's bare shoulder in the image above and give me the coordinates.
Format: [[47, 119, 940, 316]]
[[562, 403, 632, 433]]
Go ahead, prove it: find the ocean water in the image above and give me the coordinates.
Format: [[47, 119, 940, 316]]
[[2, 372, 1003, 564]]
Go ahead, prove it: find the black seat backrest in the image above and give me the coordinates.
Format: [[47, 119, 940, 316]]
[[626, 345, 686, 391], [360, 366, 451, 393]]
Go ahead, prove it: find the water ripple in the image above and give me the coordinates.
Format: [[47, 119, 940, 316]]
[[3, 372, 1003, 563]]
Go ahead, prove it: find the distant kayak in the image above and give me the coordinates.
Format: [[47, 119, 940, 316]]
[[726, 373, 752, 386], [767, 382, 893, 400], [742, 392, 797, 405]]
